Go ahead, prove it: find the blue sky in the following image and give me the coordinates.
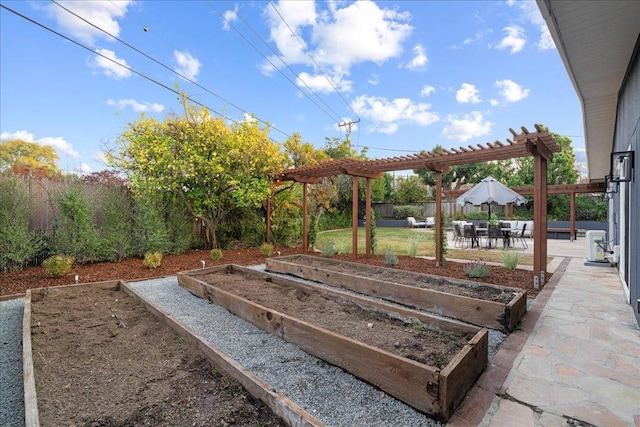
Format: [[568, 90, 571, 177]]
[[0, 0, 586, 176]]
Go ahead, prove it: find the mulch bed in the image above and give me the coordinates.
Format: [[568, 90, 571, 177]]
[[1, 247, 540, 297]]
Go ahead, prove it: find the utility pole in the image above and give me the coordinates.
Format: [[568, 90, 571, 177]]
[[338, 119, 360, 146]]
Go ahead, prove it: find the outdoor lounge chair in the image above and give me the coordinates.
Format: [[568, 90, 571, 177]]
[[407, 217, 427, 228]]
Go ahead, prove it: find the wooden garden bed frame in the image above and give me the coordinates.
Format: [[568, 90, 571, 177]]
[[265, 255, 527, 331], [22, 280, 322, 427], [178, 265, 489, 421]]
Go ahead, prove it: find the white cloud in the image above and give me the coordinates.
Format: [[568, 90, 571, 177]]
[[489, 99, 499, 106], [264, 1, 412, 79], [420, 85, 436, 97], [537, 26, 555, 50], [350, 95, 439, 134], [495, 79, 530, 103], [222, 5, 238, 31], [174, 50, 202, 81], [368, 74, 380, 85], [106, 99, 164, 113], [496, 25, 526, 54], [403, 44, 428, 70], [45, 0, 133, 45], [452, 29, 492, 49], [507, 1, 555, 51], [243, 113, 257, 123], [296, 71, 352, 94], [456, 83, 481, 104], [1, 130, 79, 158], [76, 163, 92, 174], [91, 48, 132, 79], [442, 112, 494, 142]]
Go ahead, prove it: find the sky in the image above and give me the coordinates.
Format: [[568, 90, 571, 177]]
[[0, 0, 586, 176]]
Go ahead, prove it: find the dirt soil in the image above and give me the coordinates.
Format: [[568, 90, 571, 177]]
[[0, 247, 540, 297], [30, 284, 286, 427], [270, 255, 519, 303], [197, 269, 474, 369]]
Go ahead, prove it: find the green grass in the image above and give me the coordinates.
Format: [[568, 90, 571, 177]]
[[316, 227, 537, 265]]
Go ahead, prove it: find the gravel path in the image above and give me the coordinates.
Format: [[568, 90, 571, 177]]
[[0, 297, 25, 427]]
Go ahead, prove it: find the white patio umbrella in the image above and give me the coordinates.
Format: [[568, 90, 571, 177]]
[[456, 176, 527, 219]]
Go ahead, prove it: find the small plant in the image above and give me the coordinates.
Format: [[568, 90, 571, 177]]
[[502, 249, 520, 270], [42, 255, 73, 278], [464, 260, 490, 278], [260, 243, 274, 257], [143, 252, 162, 269], [322, 243, 336, 258], [407, 236, 420, 257], [210, 249, 223, 261], [384, 250, 398, 266]]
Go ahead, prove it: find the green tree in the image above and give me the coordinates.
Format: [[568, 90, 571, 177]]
[[394, 176, 429, 203], [413, 146, 510, 191], [0, 139, 60, 177], [108, 97, 286, 248]]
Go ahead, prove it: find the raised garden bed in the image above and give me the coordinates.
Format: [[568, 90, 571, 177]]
[[24, 281, 321, 427], [265, 254, 527, 331], [178, 265, 489, 421]]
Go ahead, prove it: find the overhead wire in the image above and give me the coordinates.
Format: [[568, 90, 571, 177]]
[[51, 0, 292, 139], [221, 0, 345, 124], [0, 3, 263, 138], [268, 1, 360, 122], [208, 1, 343, 124]]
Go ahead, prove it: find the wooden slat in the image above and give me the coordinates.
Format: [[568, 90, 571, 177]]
[[23, 290, 40, 427], [439, 330, 489, 420]]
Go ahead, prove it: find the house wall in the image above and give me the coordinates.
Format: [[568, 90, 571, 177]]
[[611, 39, 639, 324]]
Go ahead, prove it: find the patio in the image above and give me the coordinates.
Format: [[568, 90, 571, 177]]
[[446, 239, 640, 426]]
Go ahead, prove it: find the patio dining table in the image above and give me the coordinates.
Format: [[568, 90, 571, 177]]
[[476, 227, 512, 249]]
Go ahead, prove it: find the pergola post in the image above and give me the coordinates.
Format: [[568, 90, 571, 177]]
[[570, 192, 576, 241], [533, 154, 548, 289], [302, 183, 308, 253], [365, 178, 372, 255], [352, 176, 359, 259], [435, 172, 443, 267]]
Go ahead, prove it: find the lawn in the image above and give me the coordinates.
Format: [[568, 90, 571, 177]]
[[316, 227, 535, 266]]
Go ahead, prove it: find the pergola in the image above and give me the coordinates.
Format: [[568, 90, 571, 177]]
[[270, 125, 561, 289]]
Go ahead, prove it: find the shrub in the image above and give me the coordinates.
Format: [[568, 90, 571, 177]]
[[502, 250, 520, 270], [322, 244, 336, 257], [143, 252, 162, 269], [407, 236, 420, 258], [384, 250, 398, 266], [210, 249, 223, 261], [392, 205, 423, 220], [0, 176, 43, 272], [464, 260, 489, 278], [260, 243, 274, 256], [52, 186, 100, 263], [463, 211, 489, 221], [96, 184, 133, 262], [133, 193, 170, 256], [43, 255, 73, 278]]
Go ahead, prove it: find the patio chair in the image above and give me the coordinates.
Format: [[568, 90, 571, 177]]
[[453, 223, 463, 247], [486, 224, 503, 249], [462, 224, 481, 249], [511, 223, 529, 249]]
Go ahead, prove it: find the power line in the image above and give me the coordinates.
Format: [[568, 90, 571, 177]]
[[268, 1, 360, 122], [51, 0, 291, 139], [208, 1, 343, 124], [221, 0, 345, 125], [0, 3, 274, 141]]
